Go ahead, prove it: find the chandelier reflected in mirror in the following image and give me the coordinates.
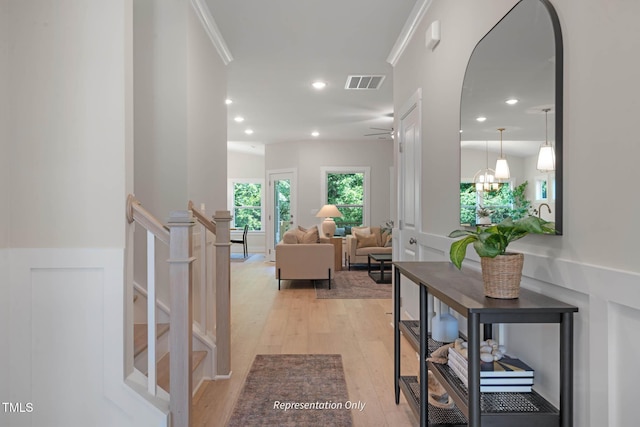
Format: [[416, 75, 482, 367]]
[[473, 140, 499, 192]]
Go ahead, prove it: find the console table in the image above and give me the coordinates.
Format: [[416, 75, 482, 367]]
[[393, 261, 578, 427]]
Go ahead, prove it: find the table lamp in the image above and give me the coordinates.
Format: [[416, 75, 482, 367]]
[[315, 204, 343, 237]]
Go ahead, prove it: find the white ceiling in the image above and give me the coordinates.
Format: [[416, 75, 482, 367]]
[[204, 0, 419, 152]]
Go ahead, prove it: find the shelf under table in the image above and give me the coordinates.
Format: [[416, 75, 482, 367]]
[[399, 376, 467, 427], [400, 320, 560, 426]]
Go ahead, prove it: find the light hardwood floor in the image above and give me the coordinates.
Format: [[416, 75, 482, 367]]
[[192, 254, 419, 426]]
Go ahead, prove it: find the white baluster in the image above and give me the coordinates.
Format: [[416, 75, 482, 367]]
[[147, 230, 157, 396], [200, 223, 207, 332]]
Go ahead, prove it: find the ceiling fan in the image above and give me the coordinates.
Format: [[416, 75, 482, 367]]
[[364, 127, 394, 139]]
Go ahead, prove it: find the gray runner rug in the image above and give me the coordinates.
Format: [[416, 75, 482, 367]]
[[227, 354, 353, 426], [315, 270, 391, 299]]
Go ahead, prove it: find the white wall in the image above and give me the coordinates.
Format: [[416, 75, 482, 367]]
[[0, 0, 9, 413], [1, 1, 166, 426], [265, 139, 394, 228], [393, 0, 640, 425], [187, 6, 227, 213]]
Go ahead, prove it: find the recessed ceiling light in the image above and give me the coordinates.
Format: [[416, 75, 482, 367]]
[[459, 130, 463, 133], [234, 116, 245, 123], [225, 99, 233, 105], [312, 81, 327, 90], [244, 129, 254, 135], [476, 116, 487, 122], [311, 131, 319, 137], [505, 98, 519, 105]]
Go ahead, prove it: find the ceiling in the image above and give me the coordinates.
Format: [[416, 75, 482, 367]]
[[204, 0, 419, 153]]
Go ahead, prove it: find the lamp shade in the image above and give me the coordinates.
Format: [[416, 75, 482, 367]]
[[495, 158, 510, 180], [315, 204, 342, 218], [536, 144, 555, 171]]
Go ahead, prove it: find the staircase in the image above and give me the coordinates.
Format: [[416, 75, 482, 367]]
[[133, 323, 207, 394], [126, 195, 232, 427]]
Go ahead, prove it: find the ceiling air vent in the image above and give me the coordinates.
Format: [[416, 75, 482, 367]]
[[345, 75, 386, 90]]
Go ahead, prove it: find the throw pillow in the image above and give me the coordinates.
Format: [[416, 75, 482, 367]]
[[355, 232, 378, 249], [297, 225, 319, 243], [282, 230, 298, 244], [384, 234, 393, 247], [351, 226, 371, 236]]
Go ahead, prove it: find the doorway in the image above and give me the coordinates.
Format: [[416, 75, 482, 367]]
[[266, 169, 297, 261]]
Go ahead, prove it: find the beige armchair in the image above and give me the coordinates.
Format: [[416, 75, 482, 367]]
[[346, 226, 392, 269], [275, 226, 334, 290]]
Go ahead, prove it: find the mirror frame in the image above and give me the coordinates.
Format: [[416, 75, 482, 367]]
[[460, 0, 563, 234]]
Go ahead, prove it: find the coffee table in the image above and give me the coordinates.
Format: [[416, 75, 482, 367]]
[[368, 253, 393, 284]]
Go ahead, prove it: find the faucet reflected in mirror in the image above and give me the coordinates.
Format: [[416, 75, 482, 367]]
[[536, 203, 551, 219]]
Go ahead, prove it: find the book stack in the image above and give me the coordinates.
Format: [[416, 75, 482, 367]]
[[447, 348, 534, 393]]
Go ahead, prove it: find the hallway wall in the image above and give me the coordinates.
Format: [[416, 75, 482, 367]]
[[393, 1, 640, 425]]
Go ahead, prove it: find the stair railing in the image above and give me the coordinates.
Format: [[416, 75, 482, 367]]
[[188, 201, 232, 377], [126, 195, 195, 427]]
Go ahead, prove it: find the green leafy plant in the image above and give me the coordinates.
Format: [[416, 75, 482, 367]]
[[448, 216, 555, 269]]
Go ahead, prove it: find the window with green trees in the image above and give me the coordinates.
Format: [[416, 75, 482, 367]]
[[233, 182, 262, 231], [460, 181, 531, 226], [327, 172, 364, 227]]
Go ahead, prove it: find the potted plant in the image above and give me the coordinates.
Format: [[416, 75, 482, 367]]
[[476, 206, 493, 225], [448, 216, 554, 298]]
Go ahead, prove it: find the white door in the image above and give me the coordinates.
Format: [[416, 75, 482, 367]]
[[267, 170, 297, 261], [397, 90, 424, 322], [398, 89, 422, 262]]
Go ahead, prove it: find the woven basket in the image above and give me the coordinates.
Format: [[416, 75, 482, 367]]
[[480, 253, 524, 299]]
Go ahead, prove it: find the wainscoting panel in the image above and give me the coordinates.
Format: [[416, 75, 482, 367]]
[[608, 301, 640, 427], [5, 248, 168, 427], [31, 268, 104, 427]]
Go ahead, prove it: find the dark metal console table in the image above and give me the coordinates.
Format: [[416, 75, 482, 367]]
[[393, 261, 578, 427]]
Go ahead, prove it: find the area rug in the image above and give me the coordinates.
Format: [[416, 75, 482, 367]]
[[315, 270, 391, 299], [227, 354, 353, 427], [231, 253, 255, 262]]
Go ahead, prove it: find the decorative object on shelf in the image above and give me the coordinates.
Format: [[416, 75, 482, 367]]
[[427, 370, 455, 409], [494, 128, 510, 179], [536, 108, 555, 172], [473, 141, 499, 192], [315, 204, 343, 237], [432, 301, 459, 343], [476, 205, 493, 225], [448, 216, 555, 298]]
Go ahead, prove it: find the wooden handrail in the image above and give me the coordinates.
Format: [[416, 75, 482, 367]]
[[127, 194, 170, 245], [188, 200, 217, 234]]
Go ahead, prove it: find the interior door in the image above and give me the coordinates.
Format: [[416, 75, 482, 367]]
[[397, 90, 423, 321], [267, 170, 296, 261], [398, 90, 421, 262]]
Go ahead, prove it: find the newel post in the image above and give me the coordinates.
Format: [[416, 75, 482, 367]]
[[213, 210, 232, 377], [167, 210, 196, 427]]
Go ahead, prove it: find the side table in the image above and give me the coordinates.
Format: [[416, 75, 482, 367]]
[[330, 237, 342, 271]]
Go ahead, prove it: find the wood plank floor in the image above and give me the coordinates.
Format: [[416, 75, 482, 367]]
[[192, 254, 419, 426]]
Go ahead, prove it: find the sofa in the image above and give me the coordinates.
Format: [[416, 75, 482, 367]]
[[275, 225, 334, 290], [346, 226, 392, 270]]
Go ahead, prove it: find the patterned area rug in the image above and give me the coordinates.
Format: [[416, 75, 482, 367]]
[[315, 270, 391, 299], [231, 253, 255, 262], [227, 354, 353, 427]]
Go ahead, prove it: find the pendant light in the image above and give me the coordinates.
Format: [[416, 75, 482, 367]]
[[473, 141, 499, 192], [537, 108, 555, 172], [494, 127, 510, 180]]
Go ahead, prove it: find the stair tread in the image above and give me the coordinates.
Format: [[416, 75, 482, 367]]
[[133, 323, 170, 357], [156, 351, 207, 392]]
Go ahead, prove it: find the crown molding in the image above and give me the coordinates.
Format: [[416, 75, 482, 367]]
[[191, 0, 233, 65], [387, 0, 433, 67]]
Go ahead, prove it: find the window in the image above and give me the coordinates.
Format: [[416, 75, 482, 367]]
[[460, 182, 512, 225], [231, 180, 263, 231], [321, 167, 370, 228]]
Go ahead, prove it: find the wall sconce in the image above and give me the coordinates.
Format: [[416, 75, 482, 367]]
[[494, 127, 510, 180], [537, 108, 555, 172]]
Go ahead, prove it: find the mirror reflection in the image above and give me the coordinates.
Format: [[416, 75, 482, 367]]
[[459, 0, 562, 233]]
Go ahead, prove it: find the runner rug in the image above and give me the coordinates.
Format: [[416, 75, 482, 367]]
[[315, 270, 391, 299], [227, 354, 353, 426]]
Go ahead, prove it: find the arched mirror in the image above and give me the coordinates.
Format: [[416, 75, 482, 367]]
[[459, 0, 563, 234]]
